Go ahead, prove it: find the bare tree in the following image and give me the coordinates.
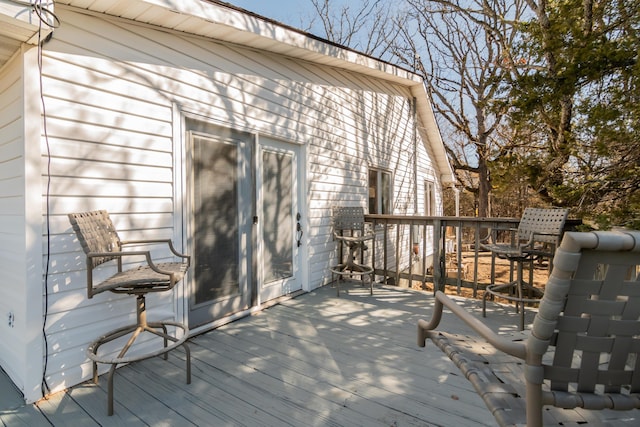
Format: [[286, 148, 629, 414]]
[[307, 0, 528, 218], [307, 0, 399, 57], [389, 0, 528, 217]]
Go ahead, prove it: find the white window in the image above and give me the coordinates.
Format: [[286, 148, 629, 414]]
[[425, 180, 436, 215], [368, 168, 392, 214]]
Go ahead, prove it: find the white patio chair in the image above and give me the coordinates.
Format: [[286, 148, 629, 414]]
[[418, 230, 640, 426]]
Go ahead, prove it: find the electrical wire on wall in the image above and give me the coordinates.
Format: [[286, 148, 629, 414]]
[[5, 0, 58, 24], [30, 0, 60, 399]]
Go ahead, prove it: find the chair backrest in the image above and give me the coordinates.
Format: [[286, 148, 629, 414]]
[[531, 230, 640, 403], [68, 210, 122, 268], [517, 207, 569, 245], [333, 206, 366, 235]]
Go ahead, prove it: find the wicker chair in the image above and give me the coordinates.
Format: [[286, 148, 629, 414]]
[[481, 208, 569, 330], [418, 230, 640, 426], [68, 210, 191, 415], [330, 206, 374, 296]]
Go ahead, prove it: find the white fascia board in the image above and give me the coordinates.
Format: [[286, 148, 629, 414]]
[[411, 83, 456, 187], [0, 0, 54, 44]]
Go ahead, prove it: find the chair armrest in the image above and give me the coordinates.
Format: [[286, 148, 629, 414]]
[[480, 242, 526, 257], [121, 239, 191, 266], [531, 232, 561, 243], [521, 232, 561, 255], [418, 291, 526, 359], [531, 232, 559, 237], [479, 226, 518, 246]]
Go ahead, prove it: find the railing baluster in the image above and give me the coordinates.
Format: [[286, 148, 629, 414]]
[[421, 222, 427, 290], [432, 218, 442, 293], [361, 214, 554, 295]]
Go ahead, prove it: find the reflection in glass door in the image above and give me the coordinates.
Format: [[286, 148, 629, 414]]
[[188, 127, 251, 329], [259, 138, 302, 302]]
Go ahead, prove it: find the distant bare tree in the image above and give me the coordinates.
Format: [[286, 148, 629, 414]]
[[307, 0, 399, 58], [389, 0, 528, 218], [308, 1, 528, 218]]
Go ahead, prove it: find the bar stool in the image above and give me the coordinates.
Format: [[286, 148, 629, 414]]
[[481, 208, 568, 330], [330, 207, 374, 296], [68, 210, 191, 415]]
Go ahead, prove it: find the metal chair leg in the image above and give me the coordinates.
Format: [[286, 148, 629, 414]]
[[107, 364, 117, 416]]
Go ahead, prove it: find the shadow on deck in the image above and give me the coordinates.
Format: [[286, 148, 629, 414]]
[[1, 284, 637, 426]]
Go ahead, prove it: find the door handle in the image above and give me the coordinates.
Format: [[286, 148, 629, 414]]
[[296, 213, 303, 247]]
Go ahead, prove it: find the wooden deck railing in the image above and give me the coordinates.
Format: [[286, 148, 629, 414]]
[[362, 215, 580, 296], [363, 215, 521, 296]]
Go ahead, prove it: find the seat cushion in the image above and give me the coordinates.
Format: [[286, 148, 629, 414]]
[[93, 262, 188, 295]]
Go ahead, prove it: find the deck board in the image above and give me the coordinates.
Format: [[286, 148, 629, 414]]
[[234, 304, 489, 424], [0, 368, 53, 426], [2, 283, 638, 426]]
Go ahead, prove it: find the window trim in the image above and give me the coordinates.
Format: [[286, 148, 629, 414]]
[[368, 168, 393, 214], [424, 179, 436, 216]]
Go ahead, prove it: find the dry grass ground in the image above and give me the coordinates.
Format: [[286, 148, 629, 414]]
[[407, 251, 552, 300]]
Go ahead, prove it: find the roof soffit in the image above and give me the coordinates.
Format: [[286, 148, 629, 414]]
[[0, 0, 54, 68]]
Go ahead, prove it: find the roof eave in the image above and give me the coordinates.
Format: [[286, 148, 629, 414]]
[[57, 0, 420, 86], [410, 84, 456, 187]]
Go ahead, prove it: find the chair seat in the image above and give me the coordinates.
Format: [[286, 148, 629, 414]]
[[481, 242, 528, 259], [427, 331, 603, 426], [95, 262, 189, 295]]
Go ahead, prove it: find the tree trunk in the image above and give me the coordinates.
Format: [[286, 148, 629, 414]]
[[477, 161, 490, 218]]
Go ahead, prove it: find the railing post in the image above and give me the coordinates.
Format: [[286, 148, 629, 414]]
[[432, 218, 442, 294], [421, 222, 428, 290], [473, 223, 480, 297], [455, 220, 463, 294], [408, 220, 414, 284], [370, 217, 377, 283], [395, 223, 401, 286], [383, 219, 389, 283]]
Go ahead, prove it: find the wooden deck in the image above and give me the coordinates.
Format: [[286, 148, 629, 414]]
[[2, 284, 638, 426]]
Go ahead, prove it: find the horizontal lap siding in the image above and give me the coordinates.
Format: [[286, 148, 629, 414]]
[[40, 6, 441, 393], [0, 54, 27, 392], [42, 9, 183, 392]]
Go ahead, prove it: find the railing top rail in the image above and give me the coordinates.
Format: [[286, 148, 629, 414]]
[[364, 214, 581, 230], [364, 214, 521, 225]]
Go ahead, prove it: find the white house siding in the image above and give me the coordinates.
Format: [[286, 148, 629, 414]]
[[307, 93, 425, 285], [0, 48, 27, 393], [31, 5, 446, 399], [0, 46, 45, 400]]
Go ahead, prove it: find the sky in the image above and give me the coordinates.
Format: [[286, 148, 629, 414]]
[[227, 1, 317, 30]]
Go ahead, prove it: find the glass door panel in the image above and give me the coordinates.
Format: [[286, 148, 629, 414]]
[[188, 127, 251, 328], [262, 149, 294, 283], [259, 138, 302, 302]]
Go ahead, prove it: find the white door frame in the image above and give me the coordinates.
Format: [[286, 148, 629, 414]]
[[175, 110, 309, 331], [255, 135, 306, 305]]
